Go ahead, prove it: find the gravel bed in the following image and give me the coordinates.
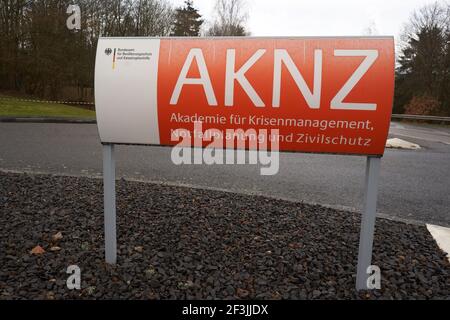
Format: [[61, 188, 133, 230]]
[[0, 172, 449, 300]]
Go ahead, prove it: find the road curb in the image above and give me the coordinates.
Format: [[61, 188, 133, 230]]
[[0, 117, 96, 124], [426, 224, 450, 263]]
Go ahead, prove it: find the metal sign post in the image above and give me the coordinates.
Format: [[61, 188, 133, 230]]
[[356, 156, 381, 290], [103, 143, 117, 264], [101, 149, 382, 290]]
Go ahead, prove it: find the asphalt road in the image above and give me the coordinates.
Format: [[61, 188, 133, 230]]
[[0, 121, 449, 226]]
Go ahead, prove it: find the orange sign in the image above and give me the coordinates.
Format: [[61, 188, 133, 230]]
[[95, 37, 395, 155]]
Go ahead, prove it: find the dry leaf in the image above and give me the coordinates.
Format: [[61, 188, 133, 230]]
[[30, 245, 45, 255], [50, 246, 61, 252], [46, 292, 55, 300], [52, 232, 63, 241], [134, 246, 144, 253]]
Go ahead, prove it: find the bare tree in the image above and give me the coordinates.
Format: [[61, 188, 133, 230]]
[[206, 0, 249, 36], [399, 1, 449, 50], [362, 20, 379, 36], [0, 0, 175, 100], [132, 0, 174, 36]]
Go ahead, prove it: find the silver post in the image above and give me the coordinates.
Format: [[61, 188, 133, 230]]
[[356, 156, 381, 290], [103, 143, 117, 264]]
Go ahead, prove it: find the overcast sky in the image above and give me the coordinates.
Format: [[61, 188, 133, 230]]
[[171, 0, 445, 39]]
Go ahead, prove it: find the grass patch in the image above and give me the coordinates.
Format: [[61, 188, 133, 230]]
[[0, 94, 95, 119]]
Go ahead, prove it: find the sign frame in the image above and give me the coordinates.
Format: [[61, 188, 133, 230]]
[[96, 36, 394, 291]]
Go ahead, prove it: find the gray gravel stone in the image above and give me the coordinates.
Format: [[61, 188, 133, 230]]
[[0, 172, 449, 300]]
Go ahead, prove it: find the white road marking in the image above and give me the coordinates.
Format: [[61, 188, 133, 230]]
[[427, 224, 450, 263], [386, 138, 421, 150]]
